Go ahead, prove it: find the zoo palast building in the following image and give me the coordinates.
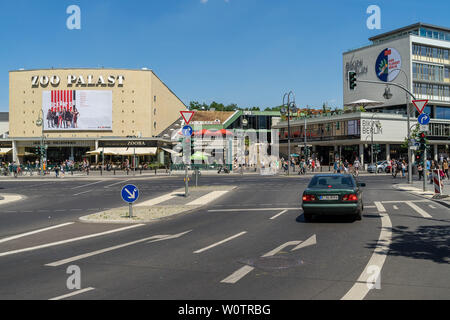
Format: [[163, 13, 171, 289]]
[[4, 68, 187, 164]]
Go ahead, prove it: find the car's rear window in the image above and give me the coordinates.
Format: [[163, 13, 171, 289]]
[[308, 176, 355, 189]]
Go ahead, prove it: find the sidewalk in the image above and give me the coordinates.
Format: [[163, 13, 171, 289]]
[[394, 178, 450, 208]]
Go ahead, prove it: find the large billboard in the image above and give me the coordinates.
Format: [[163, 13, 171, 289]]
[[42, 90, 112, 131]]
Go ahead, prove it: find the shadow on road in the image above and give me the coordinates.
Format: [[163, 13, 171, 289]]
[[366, 225, 450, 264], [295, 214, 357, 224]]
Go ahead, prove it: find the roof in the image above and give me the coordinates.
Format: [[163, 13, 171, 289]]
[[0, 112, 9, 122], [369, 22, 450, 41], [190, 111, 236, 124]]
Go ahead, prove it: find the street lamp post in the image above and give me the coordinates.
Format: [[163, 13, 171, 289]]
[[389, 68, 413, 184], [282, 92, 296, 176], [35, 109, 45, 176]]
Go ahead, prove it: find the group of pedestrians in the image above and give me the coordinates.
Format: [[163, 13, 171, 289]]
[[280, 157, 320, 174]]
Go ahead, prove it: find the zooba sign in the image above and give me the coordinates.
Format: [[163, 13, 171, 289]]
[[32, 75, 125, 87]]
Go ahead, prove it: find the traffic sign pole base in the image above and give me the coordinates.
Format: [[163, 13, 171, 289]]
[[129, 203, 133, 218]]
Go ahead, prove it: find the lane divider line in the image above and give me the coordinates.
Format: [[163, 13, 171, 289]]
[[186, 191, 229, 206], [71, 181, 104, 190], [0, 224, 144, 258], [104, 179, 131, 189], [405, 201, 432, 218], [208, 208, 299, 212], [270, 210, 288, 220], [136, 192, 178, 207], [0, 223, 74, 244], [342, 201, 392, 300], [220, 266, 255, 284], [73, 190, 92, 196], [194, 232, 247, 254], [49, 287, 95, 300]]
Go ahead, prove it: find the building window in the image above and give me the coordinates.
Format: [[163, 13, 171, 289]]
[[154, 96, 156, 102], [154, 122, 157, 129]]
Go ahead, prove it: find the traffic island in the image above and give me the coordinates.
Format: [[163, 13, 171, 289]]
[[79, 185, 236, 224]]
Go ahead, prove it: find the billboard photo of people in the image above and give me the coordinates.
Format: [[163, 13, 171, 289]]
[[42, 90, 112, 131]]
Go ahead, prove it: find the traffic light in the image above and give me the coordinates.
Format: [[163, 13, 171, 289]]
[[348, 71, 357, 90], [419, 132, 426, 151]]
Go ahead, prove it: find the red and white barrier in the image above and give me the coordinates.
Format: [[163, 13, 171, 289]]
[[433, 169, 442, 194]]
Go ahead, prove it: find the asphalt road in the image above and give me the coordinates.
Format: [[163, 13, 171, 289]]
[[0, 174, 448, 300]]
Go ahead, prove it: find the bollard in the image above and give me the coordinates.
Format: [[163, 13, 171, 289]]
[[114, 169, 116, 175]]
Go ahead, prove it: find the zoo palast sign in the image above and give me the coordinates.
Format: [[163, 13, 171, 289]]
[[31, 75, 125, 87]]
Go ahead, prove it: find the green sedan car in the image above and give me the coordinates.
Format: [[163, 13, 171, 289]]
[[301, 174, 366, 221]]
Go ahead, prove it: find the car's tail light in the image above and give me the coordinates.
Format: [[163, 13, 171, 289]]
[[302, 194, 317, 202], [342, 194, 358, 201]]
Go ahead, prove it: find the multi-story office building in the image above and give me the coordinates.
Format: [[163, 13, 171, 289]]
[[275, 23, 450, 165]]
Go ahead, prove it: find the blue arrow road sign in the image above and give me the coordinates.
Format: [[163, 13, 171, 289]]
[[182, 125, 193, 137], [418, 113, 430, 125], [121, 185, 139, 203]]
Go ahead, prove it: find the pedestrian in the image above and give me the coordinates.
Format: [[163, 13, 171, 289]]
[[418, 163, 423, 181], [401, 160, 406, 178], [353, 158, 360, 176], [54, 164, 60, 178], [443, 159, 449, 180]]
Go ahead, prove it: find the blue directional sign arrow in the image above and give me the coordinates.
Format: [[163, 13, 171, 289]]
[[121, 184, 139, 203], [418, 113, 430, 125], [182, 125, 193, 137]]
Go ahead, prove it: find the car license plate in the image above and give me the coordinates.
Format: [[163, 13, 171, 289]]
[[319, 195, 339, 200]]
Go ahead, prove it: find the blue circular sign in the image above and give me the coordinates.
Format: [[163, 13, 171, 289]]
[[182, 125, 193, 137], [375, 48, 402, 82], [418, 113, 430, 125], [121, 185, 139, 203]]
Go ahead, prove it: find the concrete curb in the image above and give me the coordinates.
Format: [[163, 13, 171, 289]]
[[0, 194, 26, 207]]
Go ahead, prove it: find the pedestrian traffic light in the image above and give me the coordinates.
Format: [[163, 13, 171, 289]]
[[419, 132, 426, 150], [348, 71, 357, 90]]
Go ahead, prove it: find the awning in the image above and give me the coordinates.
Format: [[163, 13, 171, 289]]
[[0, 148, 12, 155], [86, 148, 157, 156], [161, 147, 182, 156]]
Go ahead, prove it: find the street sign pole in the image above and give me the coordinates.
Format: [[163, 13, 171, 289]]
[[423, 147, 427, 192], [121, 184, 139, 219]]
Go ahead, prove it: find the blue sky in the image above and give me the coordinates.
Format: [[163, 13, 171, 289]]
[[0, 0, 449, 111]]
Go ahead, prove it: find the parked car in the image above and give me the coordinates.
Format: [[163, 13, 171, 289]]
[[301, 174, 366, 221], [376, 160, 392, 173], [367, 164, 377, 173]]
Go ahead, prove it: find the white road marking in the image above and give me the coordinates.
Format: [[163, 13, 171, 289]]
[[71, 181, 104, 190], [270, 210, 288, 220], [104, 180, 131, 189], [342, 202, 392, 300], [381, 200, 429, 203], [429, 204, 436, 209], [393, 205, 399, 210], [364, 206, 376, 209], [291, 235, 317, 251], [374, 201, 386, 213], [73, 190, 92, 196], [47, 230, 192, 267], [194, 232, 247, 254], [0, 194, 24, 206], [221, 266, 255, 284], [0, 223, 74, 244], [405, 201, 432, 218], [222, 237, 316, 284], [208, 208, 299, 212], [136, 192, 178, 207], [49, 287, 95, 300], [186, 191, 229, 206], [0, 224, 144, 258], [262, 241, 301, 257]]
